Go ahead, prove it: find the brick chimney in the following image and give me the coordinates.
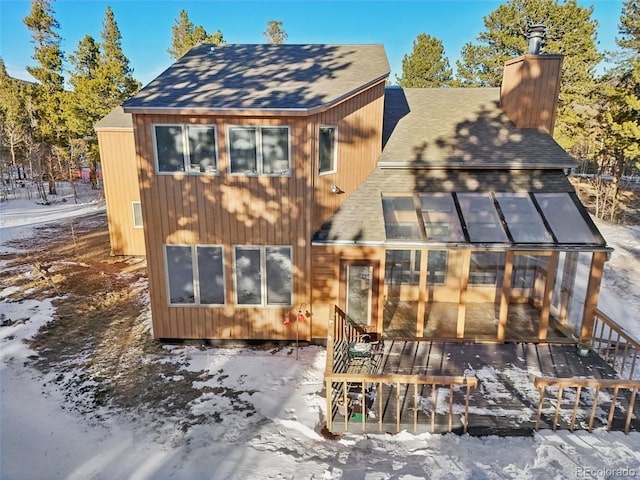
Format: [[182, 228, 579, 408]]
[[500, 24, 563, 135]]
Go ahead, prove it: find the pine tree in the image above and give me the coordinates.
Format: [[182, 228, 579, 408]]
[[23, 0, 64, 142], [167, 10, 224, 60], [455, 0, 602, 151], [97, 6, 140, 108], [263, 20, 288, 44], [67, 35, 101, 138], [396, 34, 453, 87], [0, 59, 31, 181], [23, 0, 66, 197], [593, 0, 640, 221]]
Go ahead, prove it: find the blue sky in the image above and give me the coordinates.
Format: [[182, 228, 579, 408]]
[[0, 0, 625, 87]]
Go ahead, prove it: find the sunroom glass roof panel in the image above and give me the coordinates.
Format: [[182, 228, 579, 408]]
[[457, 193, 509, 243], [534, 193, 600, 244], [494, 193, 553, 243], [419, 193, 465, 242], [382, 195, 422, 241]]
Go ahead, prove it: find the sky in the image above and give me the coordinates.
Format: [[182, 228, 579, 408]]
[[0, 0, 626, 89]]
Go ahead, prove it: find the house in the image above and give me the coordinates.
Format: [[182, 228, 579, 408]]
[[96, 40, 610, 347]]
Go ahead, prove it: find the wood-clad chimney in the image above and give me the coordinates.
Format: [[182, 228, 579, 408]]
[[500, 24, 563, 136]]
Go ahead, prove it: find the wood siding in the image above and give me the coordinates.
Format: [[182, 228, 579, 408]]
[[97, 128, 146, 256], [311, 82, 386, 232], [500, 55, 563, 135], [131, 81, 386, 340]]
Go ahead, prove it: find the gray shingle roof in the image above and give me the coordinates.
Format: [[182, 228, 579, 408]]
[[94, 106, 132, 130], [123, 44, 390, 113], [380, 87, 575, 169]]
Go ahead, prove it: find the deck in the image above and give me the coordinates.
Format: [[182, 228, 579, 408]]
[[329, 341, 640, 435]]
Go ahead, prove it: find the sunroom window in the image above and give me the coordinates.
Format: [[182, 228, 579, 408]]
[[228, 126, 290, 176], [154, 125, 217, 174]]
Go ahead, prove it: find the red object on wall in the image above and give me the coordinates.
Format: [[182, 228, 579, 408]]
[[297, 311, 305, 322], [284, 312, 291, 325]]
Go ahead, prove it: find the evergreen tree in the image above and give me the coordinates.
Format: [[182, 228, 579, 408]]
[[23, 0, 64, 142], [263, 20, 288, 44], [67, 34, 101, 138], [97, 6, 140, 108], [593, 0, 640, 221], [455, 0, 602, 151], [167, 10, 224, 60], [0, 59, 31, 181], [396, 34, 453, 87], [23, 0, 66, 197]]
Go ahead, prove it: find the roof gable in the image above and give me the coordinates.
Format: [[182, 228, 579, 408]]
[[123, 44, 390, 114]]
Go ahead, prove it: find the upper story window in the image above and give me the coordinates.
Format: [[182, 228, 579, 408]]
[[318, 126, 337, 174], [228, 126, 290, 176], [153, 124, 218, 174]]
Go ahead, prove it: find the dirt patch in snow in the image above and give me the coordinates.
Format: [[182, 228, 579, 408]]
[[0, 213, 244, 432]]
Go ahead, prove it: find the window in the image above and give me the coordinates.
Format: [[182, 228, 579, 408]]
[[228, 126, 290, 176], [319, 126, 337, 174], [385, 250, 421, 286], [419, 193, 465, 242], [234, 246, 292, 306], [494, 193, 552, 243], [382, 195, 422, 241], [457, 193, 508, 243], [469, 251, 505, 286], [154, 124, 217, 174], [427, 250, 448, 285], [132, 201, 143, 228], [165, 245, 225, 305]]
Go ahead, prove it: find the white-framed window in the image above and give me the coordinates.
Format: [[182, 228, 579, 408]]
[[153, 124, 218, 174], [318, 125, 337, 174], [227, 126, 290, 176], [132, 201, 143, 228], [165, 245, 225, 305], [233, 245, 293, 306]]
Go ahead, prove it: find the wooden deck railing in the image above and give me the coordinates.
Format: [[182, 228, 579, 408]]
[[325, 372, 478, 434], [534, 377, 640, 434], [590, 308, 640, 381], [325, 306, 477, 434]]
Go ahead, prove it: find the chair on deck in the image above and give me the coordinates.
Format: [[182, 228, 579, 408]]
[[347, 334, 384, 371]]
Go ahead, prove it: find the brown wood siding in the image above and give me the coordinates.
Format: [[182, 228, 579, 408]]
[[500, 55, 563, 135], [133, 113, 313, 340], [97, 128, 145, 256], [311, 82, 386, 232], [311, 244, 386, 339]]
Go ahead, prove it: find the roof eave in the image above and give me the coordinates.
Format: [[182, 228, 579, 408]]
[[377, 161, 576, 170], [122, 74, 389, 117]]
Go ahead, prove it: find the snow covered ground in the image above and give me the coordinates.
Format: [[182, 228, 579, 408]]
[[1, 185, 639, 480]]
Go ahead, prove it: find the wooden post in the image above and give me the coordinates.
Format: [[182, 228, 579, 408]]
[[416, 249, 428, 338], [457, 250, 471, 339], [497, 251, 514, 343], [580, 251, 606, 344], [538, 252, 558, 342]]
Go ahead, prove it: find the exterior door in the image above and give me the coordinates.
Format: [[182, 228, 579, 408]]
[[340, 260, 379, 328]]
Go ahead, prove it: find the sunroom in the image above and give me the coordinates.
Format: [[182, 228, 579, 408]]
[[312, 168, 611, 345]]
